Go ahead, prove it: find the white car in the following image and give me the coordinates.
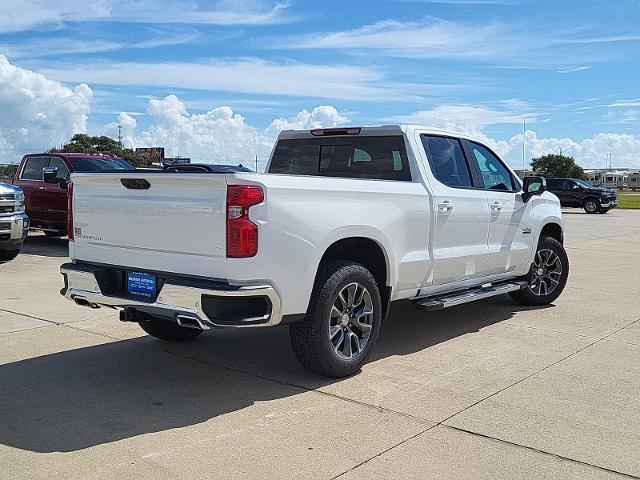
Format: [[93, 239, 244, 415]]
[[60, 125, 568, 377]]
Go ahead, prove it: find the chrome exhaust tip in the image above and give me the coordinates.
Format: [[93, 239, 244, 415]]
[[73, 296, 100, 309], [176, 315, 210, 331]]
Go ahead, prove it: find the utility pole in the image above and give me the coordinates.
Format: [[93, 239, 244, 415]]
[[522, 117, 526, 174], [255, 155, 259, 173], [117, 125, 122, 146]]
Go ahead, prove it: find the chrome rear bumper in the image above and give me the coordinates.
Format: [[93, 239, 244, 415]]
[[60, 263, 282, 328]]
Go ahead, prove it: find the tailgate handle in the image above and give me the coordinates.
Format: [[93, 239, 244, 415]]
[[121, 178, 151, 190]]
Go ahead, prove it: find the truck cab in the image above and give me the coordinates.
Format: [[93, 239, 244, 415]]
[[13, 153, 134, 235]]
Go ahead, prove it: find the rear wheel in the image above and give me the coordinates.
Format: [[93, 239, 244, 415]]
[[290, 261, 382, 378], [509, 237, 569, 306], [583, 199, 599, 214], [0, 249, 20, 261], [138, 318, 203, 341]]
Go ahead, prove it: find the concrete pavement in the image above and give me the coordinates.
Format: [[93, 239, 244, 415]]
[[1, 212, 639, 479]]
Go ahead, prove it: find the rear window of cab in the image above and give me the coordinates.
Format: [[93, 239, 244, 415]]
[[268, 135, 412, 181]]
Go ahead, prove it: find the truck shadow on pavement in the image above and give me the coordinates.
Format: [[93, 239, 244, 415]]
[[21, 233, 69, 258], [0, 297, 549, 453]]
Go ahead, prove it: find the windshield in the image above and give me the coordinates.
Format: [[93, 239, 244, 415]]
[[575, 179, 593, 189], [69, 157, 135, 172]]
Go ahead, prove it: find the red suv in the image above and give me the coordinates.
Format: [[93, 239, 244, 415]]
[[13, 153, 135, 236]]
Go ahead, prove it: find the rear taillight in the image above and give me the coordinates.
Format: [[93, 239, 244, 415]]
[[67, 182, 74, 240], [226, 185, 263, 258]]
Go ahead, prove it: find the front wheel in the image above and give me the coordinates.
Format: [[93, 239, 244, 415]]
[[138, 318, 203, 341], [584, 199, 599, 214], [290, 261, 382, 378], [0, 249, 20, 261], [509, 237, 569, 306]]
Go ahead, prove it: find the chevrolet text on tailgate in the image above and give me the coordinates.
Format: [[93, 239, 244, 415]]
[[60, 125, 568, 377]]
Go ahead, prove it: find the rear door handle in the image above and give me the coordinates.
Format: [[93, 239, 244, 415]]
[[438, 201, 454, 213], [38, 186, 46, 191], [490, 202, 503, 212]]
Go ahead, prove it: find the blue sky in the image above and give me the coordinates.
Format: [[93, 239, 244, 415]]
[[1, 0, 639, 168]]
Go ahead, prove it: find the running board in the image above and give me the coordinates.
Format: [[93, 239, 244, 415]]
[[413, 281, 527, 312]]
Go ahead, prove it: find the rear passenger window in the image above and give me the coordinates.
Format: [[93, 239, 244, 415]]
[[421, 136, 472, 188], [268, 136, 411, 181], [20, 157, 49, 180]]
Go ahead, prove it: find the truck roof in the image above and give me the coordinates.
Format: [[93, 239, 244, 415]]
[[278, 125, 489, 144], [22, 152, 123, 159]]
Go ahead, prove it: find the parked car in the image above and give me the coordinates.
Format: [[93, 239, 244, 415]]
[[60, 126, 568, 377], [0, 183, 29, 261], [164, 163, 253, 173], [12, 153, 134, 236], [545, 178, 617, 213]]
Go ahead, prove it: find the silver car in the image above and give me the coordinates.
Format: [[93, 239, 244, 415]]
[[0, 183, 29, 261]]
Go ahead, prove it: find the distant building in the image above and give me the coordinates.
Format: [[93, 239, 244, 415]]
[[585, 168, 640, 189], [513, 169, 534, 179]]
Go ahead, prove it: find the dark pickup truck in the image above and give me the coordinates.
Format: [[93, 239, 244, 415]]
[[546, 178, 617, 214], [12, 153, 134, 236]]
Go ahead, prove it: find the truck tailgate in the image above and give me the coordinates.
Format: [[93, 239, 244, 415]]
[[70, 173, 228, 278]]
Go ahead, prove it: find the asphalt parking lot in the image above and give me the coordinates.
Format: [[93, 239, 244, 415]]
[[1, 210, 639, 480]]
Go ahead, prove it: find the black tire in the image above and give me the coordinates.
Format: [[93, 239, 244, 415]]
[[138, 318, 203, 341], [509, 237, 569, 306], [583, 198, 599, 214], [290, 260, 382, 378], [0, 249, 20, 261], [44, 231, 66, 237]]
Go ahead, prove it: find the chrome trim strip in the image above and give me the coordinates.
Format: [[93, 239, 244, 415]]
[[60, 265, 282, 328]]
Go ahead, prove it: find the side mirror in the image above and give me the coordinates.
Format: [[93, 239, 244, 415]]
[[43, 167, 67, 189], [572, 184, 580, 191], [522, 176, 546, 202], [43, 167, 58, 184]]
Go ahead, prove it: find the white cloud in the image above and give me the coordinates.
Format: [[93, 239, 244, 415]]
[[269, 18, 627, 68], [557, 66, 592, 74], [40, 59, 416, 101], [0, 31, 200, 59], [0, 55, 92, 163], [391, 104, 531, 136], [392, 104, 640, 169], [266, 106, 347, 136], [499, 131, 640, 169], [107, 96, 348, 170], [0, 0, 290, 32]]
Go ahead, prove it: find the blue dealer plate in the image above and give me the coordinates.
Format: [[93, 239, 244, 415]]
[[127, 271, 156, 298]]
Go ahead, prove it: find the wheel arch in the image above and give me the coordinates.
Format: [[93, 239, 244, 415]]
[[315, 236, 393, 319], [540, 222, 564, 244]]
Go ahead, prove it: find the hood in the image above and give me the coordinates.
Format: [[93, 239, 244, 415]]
[[587, 187, 616, 195], [0, 182, 23, 196]]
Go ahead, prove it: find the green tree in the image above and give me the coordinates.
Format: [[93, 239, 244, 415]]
[[530, 154, 586, 179], [50, 134, 147, 167], [0, 164, 18, 178]]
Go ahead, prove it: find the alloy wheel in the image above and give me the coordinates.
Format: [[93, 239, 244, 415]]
[[529, 249, 563, 296], [328, 282, 374, 359]]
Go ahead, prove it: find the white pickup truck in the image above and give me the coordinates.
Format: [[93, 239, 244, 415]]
[[60, 125, 568, 377]]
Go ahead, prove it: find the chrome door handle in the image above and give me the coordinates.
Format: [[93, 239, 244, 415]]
[[490, 202, 503, 211], [38, 186, 46, 190], [438, 201, 454, 213]]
